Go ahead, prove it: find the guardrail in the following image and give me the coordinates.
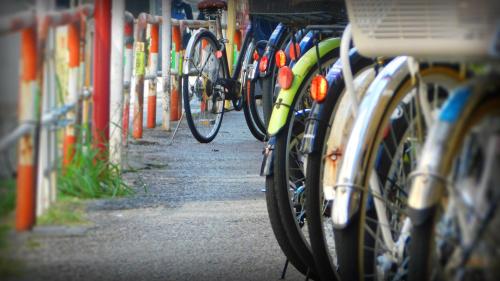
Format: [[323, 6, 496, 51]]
[[0, 0, 241, 232]]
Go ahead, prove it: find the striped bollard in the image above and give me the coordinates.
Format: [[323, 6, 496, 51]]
[[122, 20, 134, 145], [146, 23, 159, 128], [170, 25, 181, 121], [63, 22, 80, 167], [16, 27, 38, 231]]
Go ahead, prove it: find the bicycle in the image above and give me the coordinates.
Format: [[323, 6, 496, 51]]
[[181, 0, 269, 143], [322, 0, 498, 278]]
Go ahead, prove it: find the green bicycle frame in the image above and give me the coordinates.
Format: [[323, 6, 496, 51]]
[[267, 38, 341, 136]]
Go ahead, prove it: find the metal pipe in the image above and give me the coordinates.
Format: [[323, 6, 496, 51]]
[[0, 123, 34, 152], [109, 0, 125, 167]]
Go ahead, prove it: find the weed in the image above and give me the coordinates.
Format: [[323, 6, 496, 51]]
[[58, 142, 133, 199], [0, 179, 16, 219], [37, 198, 87, 226]]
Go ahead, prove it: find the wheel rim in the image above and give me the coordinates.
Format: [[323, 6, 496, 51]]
[[185, 37, 225, 140]]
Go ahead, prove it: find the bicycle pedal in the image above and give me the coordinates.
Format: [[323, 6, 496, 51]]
[[215, 78, 241, 101]]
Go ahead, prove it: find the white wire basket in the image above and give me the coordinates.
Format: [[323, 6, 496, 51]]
[[346, 0, 500, 60]]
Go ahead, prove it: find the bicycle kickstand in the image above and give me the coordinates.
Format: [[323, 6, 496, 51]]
[[280, 259, 289, 279], [304, 268, 311, 281]]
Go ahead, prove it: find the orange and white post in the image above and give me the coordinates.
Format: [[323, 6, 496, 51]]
[[63, 22, 80, 167], [146, 23, 159, 128], [170, 25, 181, 121], [122, 19, 134, 145], [16, 27, 38, 231], [132, 16, 147, 139]]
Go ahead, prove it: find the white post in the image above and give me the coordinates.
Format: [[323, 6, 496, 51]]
[[162, 0, 172, 131], [36, 0, 54, 216], [109, 0, 125, 167]]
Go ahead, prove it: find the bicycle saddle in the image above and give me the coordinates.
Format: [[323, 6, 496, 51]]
[[197, 0, 227, 11]]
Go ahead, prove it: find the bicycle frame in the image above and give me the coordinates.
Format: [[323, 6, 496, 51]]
[[182, 15, 254, 88]]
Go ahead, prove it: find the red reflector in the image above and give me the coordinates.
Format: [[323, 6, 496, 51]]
[[310, 75, 328, 103], [289, 43, 300, 60], [278, 66, 294, 89], [253, 50, 259, 61], [259, 55, 269, 73], [275, 50, 286, 68], [215, 50, 223, 59]]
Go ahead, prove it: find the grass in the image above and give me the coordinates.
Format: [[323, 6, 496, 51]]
[[58, 142, 133, 199], [0, 179, 16, 219], [37, 197, 88, 226]]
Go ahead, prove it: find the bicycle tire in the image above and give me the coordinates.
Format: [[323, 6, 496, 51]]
[[182, 30, 226, 143], [408, 85, 500, 281], [267, 48, 339, 278], [305, 54, 375, 281], [242, 40, 268, 141], [333, 64, 463, 281]]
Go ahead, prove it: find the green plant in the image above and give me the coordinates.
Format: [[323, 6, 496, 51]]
[[37, 198, 87, 226], [0, 179, 16, 219], [58, 142, 133, 199]]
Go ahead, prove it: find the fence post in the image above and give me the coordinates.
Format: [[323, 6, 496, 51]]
[[146, 23, 159, 128], [37, 24, 56, 216], [63, 21, 80, 167], [122, 14, 134, 146], [170, 24, 181, 121], [109, 0, 125, 166], [161, 0, 172, 131], [93, 0, 111, 159], [16, 27, 38, 231], [131, 14, 147, 139]]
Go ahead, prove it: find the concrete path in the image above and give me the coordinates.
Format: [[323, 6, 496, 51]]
[[6, 112, 304, 281]]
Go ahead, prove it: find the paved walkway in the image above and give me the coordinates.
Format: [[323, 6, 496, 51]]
[[6, 112, 303, 281]]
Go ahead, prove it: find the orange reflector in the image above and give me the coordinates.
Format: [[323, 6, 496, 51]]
[[275, 50, 286, 68], [215, 50, 223, 59], [289, 43, 300, 60], [259, 55, 268, 73], [253, 50, 259, 61], [278, 66, 293, 89], [310, 75, 328, 103]]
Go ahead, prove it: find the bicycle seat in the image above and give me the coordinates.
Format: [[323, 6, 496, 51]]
[[197, 0, 227, 11]]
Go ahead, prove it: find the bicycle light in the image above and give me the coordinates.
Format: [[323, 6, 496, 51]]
[[253, 50, 260, 61], [275, 50, 286, 68], [259, 55, 268, 73], [278, 66, 293, 90], [310, 75, 328, 103]]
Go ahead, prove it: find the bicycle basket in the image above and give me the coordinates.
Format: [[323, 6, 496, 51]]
[[249, 0, 348, 25], [346, 0, 500, 60]]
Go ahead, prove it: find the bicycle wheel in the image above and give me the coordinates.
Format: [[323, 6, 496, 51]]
[[333, 62, 463, 281], [266, 48, 339, 278], [305, 53, 375, 281], [242, 40, 268, 141], [182, 30, 226, 143], [408, 78, 500, 281]]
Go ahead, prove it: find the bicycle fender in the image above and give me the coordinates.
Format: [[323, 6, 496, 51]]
[[260, 137, 276, 176], [182, 28, 220, 75], [331, 56, 410, 229], [407, 86, 475, 226], [267, 38, 341, 136]]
